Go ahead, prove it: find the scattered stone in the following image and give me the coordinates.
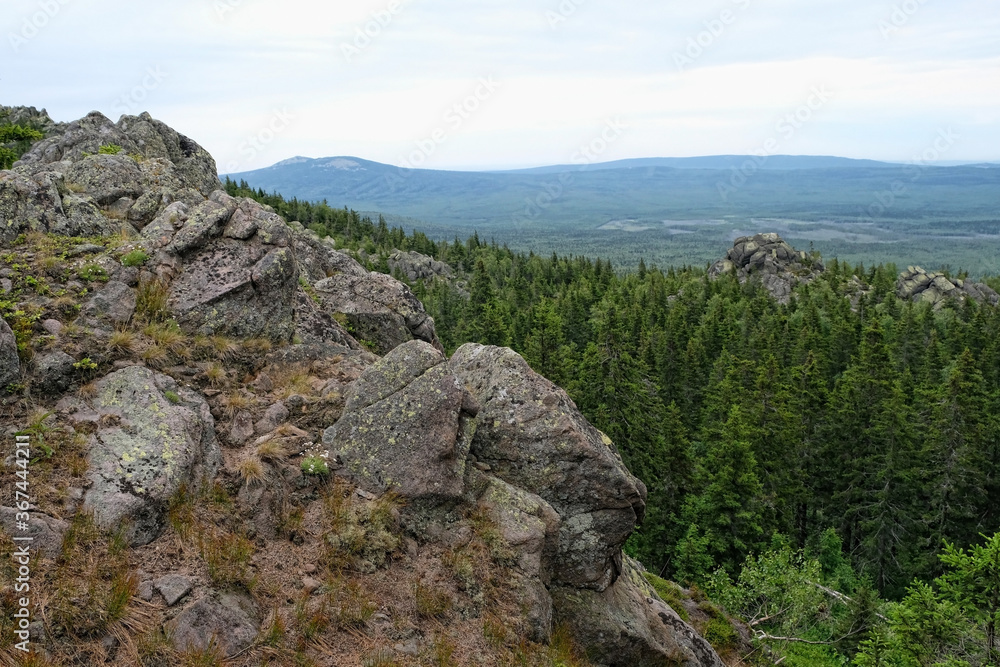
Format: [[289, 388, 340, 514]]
[[41, 319, 64, 335], [255, 402, 289, 434], [0, 507, 67, 556], [155, 574, 195, 606], [81, 280, 137, 324], [34, 350, 76, 393], [228, 410, 255, 446], [138, 580, 155, 602], [167, 591, 259, 656], [302, 577, 322, 595]]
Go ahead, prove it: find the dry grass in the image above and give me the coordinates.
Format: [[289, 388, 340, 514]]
[[222, 391, 253, 419], [198, 528, 256, 592], [256, 439, 287, 462], [204, 362, 227, 387], [237, 455, 266, 487], [107, 327, 137, 355]]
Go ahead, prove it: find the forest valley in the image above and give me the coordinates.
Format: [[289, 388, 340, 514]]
[[224, 179, 1000, 667]]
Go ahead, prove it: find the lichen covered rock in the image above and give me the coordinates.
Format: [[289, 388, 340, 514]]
[[81, 366, 220, 545]]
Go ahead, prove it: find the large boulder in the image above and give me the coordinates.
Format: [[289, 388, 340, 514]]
[[0, 318, 19, 389], [450, 343, 647, 591], [322, 340, 478, 501], [551, 557, 724, 667], [80, 366, 220, 545]]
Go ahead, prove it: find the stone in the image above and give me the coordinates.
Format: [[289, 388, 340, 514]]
[[323, 340, 476, 501], [0, 507, 68, 557], [82, 366, 220, 545], [255, 402, 289, 435], [138, 580, 155, 602], [551, 557, 724, 667], [228, 410, 255, 446], [81, 280, 136, 324], [0, 318, 19, 389], [709, 233, 823, 304], [155, 573, 195, 606], [34, 350, 76, 394], [450, 344, 646, 592], [41, 319, 64, 335], [302, 577, 322, 594], [167, 591, 259, 656]]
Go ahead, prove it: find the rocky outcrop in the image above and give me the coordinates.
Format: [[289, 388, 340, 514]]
[[0, 317, 18, 389], [73, 366, 221, 545], [387, 249, 453, 282], [710, 233, 823, 303], [897, 266, 999, 309]]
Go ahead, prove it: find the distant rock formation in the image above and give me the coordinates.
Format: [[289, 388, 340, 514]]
[[897, 266, 999, 309], [709, 232, 823, 303]]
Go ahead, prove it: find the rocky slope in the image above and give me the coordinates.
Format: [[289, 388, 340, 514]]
[[0, 111, 725, 665]]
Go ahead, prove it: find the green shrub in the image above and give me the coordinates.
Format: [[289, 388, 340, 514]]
[[98, 143, 123, 155], [121, 249, 149, 267], [703, 617, 737, 651], [301, 456, 329, 476]]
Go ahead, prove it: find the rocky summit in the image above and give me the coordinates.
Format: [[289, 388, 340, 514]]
[[0, 110, 726, 665]]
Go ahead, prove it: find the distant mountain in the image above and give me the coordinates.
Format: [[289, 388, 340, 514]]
[[494, 155, 901, 173]]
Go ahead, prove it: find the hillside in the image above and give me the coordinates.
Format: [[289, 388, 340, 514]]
[[227, 155, 1000, 276], [0, 110, 740, 665]]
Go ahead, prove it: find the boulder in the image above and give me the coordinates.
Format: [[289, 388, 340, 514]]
[[0, 318, 19, 389], [551, 557, 724, 667], [895, 266, 999, 309], [323, 340, 477, 501], [82, 366, 220, 545], [449, 344, 646, 592], [387, 249, 453, 282], [81, 280, 136, 325], [306, 247, 441, 355], [166, 590, 259, 656], [34, 350, 76, 393]]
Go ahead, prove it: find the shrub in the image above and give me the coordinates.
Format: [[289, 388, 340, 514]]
[[121, 249, 149, 267], [300, 456, 329, 476], [98, 143, 123, 155], [78, 263, 108, 282]]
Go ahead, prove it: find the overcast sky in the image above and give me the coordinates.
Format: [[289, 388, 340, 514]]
[[4, 0, 999, 171]]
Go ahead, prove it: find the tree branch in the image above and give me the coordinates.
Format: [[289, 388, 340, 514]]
[[807, 580, 889, 622]]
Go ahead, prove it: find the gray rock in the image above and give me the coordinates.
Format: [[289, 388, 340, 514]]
[[65, 154, 144, 206], [894, 266, 999, 309], [41, 319, 64, 335], [82, 366, 220, 545], [0, 507, 68, 557], [34, 350, 76, 394], [0, 318, 19, 389], [450, 343, 646, 591], [138, 580, 155, 602], [322, 340, 476, 501], [387, 249, 453, 282], [154, 573, 194, 606], [81, 280, 136, 324], [255, 402, 289, 435], [228, 410, 255, 446], [167, 591, 259, 656], [551, 557, 724, 667]]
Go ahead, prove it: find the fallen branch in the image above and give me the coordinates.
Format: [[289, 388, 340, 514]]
[[807, 580, 888, 622]]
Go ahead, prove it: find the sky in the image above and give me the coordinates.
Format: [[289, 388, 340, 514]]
[[3, 0, 1000, 171]]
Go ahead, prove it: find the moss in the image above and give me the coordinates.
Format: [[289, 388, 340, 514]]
[[642, 572, 691, 622]]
